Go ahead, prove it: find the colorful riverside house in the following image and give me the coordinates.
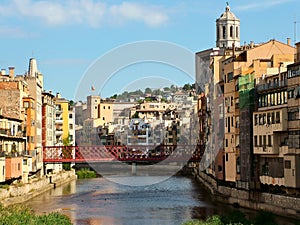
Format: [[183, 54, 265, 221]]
[[23, 96, 36, 178], [222, 39, 294, 189], [0, 114, 26, 181]]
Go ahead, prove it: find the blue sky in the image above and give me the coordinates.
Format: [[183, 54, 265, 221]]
[[0, 0, 299, 100]]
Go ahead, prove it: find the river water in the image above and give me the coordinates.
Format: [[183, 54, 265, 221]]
[[26, 175, 297, 225]]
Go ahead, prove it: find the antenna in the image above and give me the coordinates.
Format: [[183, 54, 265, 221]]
[[294, 19, 299, 44]]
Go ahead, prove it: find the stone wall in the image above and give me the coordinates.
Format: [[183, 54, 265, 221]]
[[194, 169, 300, 219], [0, 170, 76, 206]]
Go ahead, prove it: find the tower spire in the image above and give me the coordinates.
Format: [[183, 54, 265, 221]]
[[216, 3, 240, 48], [28, 58, 39, 77]]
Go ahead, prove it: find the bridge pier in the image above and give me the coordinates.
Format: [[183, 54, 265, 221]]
[[132, 163, 137, 175]]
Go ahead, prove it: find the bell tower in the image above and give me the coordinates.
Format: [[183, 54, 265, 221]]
[[216, 3, 240, 48]]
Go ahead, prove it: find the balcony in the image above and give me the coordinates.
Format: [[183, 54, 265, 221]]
[[259, 175, 285, 186], [256, 80, 287, 93], [55, 129, 63, 135], [254, 146, 279, 155], [55, 117, 63, 124]]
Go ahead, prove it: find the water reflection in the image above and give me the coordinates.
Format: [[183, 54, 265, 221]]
[[25, 176, 297, 225], [27, 176, 221, 225]]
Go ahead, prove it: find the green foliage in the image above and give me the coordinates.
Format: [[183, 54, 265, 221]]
[[132, 111, 139, 118], [182, 210, 289, 225], [183, 83, 192, 91], [76, 168, 97, 179], [110, 94, 118, 99], [221, 210, 250, 225], [182, 215, 223, 225], [62, 163, 71, 171], [145, 87, 152, 94], [63, 135, 71, 147], [0, 204, 72, 225], [253, 211, 278, 225], [0, 184, 10, 190]]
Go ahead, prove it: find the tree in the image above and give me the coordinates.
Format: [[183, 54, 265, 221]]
[[183, 83, 192, 91], [145, 87, 152, 94], [110, 94, 118, 99]]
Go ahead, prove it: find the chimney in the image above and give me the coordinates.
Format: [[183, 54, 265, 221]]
[[8, 67, 15, 79], [287, 38, 291, 46], [0, 69, 5, 75]]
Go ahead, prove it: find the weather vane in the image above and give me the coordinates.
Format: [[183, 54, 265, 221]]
[[226, 2, 229, 6]]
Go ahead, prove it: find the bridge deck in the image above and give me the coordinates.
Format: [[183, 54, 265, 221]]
[[43, 145, 204, 163]]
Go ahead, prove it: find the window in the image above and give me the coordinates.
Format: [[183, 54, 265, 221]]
[[288, 89, 294, 99], [267, 113, 271, 124], [228, 73, 233, 82], [259, 114, 263, 125], [262, 113, 266, 124], [102, 117, 105, 120], [69, 113, 73, 119], [230, 26, 233, 37], [218, 165, 222, 172], [226, 153, 228, 161], [23, 101, 29, 108], [284, 160, 291, 169], [268, 135, 272, 147], [259, 135, 262, 147], [254, 136, 258, 147], [254, 114, 258, 125], [223, 26, 226, 39], [103, 106, 105, 109], [225, 139, 228, 147], [236, 27, 239, 38], [276, 111, 280, 123], [263, 135, 266, 148], [271, 112, 275, 124]]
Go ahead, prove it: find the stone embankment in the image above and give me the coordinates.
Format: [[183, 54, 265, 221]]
[[0, 170, 77, 206], [193, 168, 300, 219]]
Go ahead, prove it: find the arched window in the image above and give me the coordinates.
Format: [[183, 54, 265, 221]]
[[230, 26, 233, 38], [223, 26, 226, 39], [236, 27, 239, 38], [217, 26, 220, 39]]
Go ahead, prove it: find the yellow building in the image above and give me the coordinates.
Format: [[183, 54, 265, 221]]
[[54, 94, 71, 145], [99, 100, 114, 126]]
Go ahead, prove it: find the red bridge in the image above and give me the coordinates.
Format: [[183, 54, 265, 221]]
[[43, 145, 203, 164]]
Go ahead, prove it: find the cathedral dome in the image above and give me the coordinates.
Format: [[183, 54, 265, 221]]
[[217, 5, 239, 21]]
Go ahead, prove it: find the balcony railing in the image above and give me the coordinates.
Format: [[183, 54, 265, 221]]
[[256, 80, 287, 92]]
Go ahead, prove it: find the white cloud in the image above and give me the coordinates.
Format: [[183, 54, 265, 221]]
[[109, 2, 168, 27], [235, 0, 296, 12], [0, 0, 169, 28]]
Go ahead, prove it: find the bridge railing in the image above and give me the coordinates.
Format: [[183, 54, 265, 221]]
[[43, 144, 204, 163]]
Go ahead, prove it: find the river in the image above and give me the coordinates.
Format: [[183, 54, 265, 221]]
[[26, 175, 297, 225]]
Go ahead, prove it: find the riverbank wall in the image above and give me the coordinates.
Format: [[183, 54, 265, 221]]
[[0, 170, 77, 207], [193, 168, 300, 219]]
